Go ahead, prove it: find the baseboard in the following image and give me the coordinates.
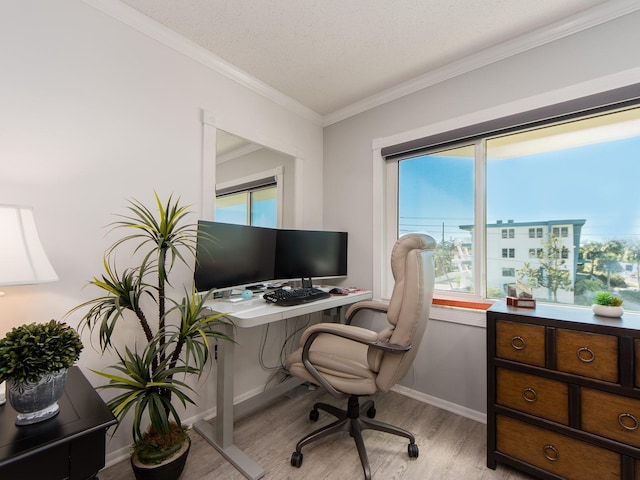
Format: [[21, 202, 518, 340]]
[[391, 384, 487, 424]]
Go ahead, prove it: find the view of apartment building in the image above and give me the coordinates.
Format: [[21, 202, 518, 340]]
[[461, 219, 585, 303]]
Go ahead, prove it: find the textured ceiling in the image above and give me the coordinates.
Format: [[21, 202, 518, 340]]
[[118, 0, 610, 116]]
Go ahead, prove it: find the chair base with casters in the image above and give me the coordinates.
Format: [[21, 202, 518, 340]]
[[290, 394, 419, 480]]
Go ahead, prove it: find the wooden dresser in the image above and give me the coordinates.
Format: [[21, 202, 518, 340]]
[[487, 301, 640, 480]]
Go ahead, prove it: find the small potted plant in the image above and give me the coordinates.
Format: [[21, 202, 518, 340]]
[[0, 319, 83, 425], [592, 291, 624, 317]]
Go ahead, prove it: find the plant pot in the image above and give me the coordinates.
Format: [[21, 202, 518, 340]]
[[7, 368, 68, 425], [131, 437, 191, 480], [592, 304, 624, 318]]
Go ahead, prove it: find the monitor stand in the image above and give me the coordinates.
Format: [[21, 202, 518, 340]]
[[301, 277, 313, 289]]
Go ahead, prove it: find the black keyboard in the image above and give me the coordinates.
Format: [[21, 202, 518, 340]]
[[263, 287, 331, 306]]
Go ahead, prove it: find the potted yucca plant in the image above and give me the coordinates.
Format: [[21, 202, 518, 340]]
[[68, 193, 232, 480], [0, 320, 83, 425]]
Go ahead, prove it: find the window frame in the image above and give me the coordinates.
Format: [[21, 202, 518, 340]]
[[215, 167, 284, 227], [376, 82, 640, 303]]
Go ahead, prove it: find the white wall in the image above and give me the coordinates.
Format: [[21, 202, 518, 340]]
[[324, 11, 640, 419], [0, 0, 323, 459]]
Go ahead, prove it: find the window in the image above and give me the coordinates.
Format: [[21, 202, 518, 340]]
[[385, 94, 640, 311], [398, 145, 475, 293], [215, 185, 277, 227], [214, 167, 283, 228], [529, 248, 539, 258], [552, 227, 569, 238], [502, 268, 515, 277]]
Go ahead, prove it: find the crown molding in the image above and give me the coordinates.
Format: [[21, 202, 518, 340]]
[[323, 0, 640, 126], [82, 0, 324, 126], [81, 0, 639, 129]]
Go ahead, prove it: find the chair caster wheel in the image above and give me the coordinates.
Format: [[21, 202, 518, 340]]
[[309, 409, 319, 422], [291, 451, 304, 467], [366, 406, 376, 418], [408, 443, 419, 458]]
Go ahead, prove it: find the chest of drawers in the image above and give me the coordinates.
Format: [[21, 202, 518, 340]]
[[487, 301, 640, 480]]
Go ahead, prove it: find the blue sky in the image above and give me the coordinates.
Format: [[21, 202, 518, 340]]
[[399, 136, 640, 245]]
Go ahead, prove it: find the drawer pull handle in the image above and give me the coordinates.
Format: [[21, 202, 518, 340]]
[[577, 347, 595, 363], [522, 387, 537, 403], [618, 413, 639, 431], [511, 336, 526, 350], [543, 445, 559, 462]]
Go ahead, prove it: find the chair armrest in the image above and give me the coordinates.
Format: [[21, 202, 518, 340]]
[[345, 300, 389, 325], [370, 341, 411, 353], [300, 322, 378, 346]]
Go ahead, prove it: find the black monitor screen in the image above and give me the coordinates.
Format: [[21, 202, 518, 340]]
[[194, 221, 277, 292], [275, 230, 348, 282]]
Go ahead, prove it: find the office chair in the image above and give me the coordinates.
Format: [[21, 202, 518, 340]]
[[285, 233, 436, 480]]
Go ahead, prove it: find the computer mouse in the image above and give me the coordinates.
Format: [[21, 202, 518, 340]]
[[329, 287, 348, 295]]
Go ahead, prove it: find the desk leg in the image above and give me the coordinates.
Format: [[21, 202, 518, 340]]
[[193, 323, 265, 480]]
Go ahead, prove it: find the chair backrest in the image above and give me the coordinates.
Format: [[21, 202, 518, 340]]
[[375, 233, 436, 391]]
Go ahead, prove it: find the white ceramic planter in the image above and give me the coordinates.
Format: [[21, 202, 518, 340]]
[[592, 304, 624, 318]]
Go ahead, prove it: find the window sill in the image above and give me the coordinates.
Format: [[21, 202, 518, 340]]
[[432, 298, 493, 310], [430, 298, 493, 328]]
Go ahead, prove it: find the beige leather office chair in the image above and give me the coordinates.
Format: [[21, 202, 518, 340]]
[[285, 233, 436, 480]]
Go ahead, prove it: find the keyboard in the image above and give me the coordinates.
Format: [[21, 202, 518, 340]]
[[263, 287, 331, 306]]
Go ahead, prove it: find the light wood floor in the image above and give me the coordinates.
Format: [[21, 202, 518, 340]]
[[99, 388, 534, 479]]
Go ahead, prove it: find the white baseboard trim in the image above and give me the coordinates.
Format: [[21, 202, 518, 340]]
[[391, 384, 487, 425]]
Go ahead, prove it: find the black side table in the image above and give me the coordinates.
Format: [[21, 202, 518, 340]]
[[0, 366, 117, 480]]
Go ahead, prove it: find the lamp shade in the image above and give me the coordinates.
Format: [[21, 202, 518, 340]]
[[0, 205, 58, 286]]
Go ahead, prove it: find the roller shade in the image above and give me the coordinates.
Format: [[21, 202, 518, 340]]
[[381, 83, 640, 160], [216, 176, 276, 196]]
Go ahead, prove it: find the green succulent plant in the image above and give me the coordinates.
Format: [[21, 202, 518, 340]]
[[593, 291, 624, 307], [0, 320, 83, 383]]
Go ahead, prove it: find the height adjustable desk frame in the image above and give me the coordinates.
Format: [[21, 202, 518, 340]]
[[193, 290, 372, 480]]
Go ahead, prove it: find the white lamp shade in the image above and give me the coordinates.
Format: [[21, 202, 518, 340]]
[[0, 205, 58, 286]]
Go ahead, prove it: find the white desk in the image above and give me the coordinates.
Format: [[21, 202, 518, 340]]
[[193, 290, 372, 480]]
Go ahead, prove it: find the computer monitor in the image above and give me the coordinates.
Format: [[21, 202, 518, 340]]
[[194, 221, 277, 293], [275, 229, 348, 287]]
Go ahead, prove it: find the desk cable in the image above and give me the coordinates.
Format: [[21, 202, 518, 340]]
[[259, 315, 310, 389]]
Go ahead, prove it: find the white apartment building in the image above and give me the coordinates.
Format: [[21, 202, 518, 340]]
[[462, 219, 585, 303]]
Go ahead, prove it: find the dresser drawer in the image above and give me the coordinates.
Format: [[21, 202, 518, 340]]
[[496, 320, 545, 367], [496, 368, 568, 425], [497, 415, 621, 480], [556, 329, 618, 382], [582, 388, 640, 448]]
